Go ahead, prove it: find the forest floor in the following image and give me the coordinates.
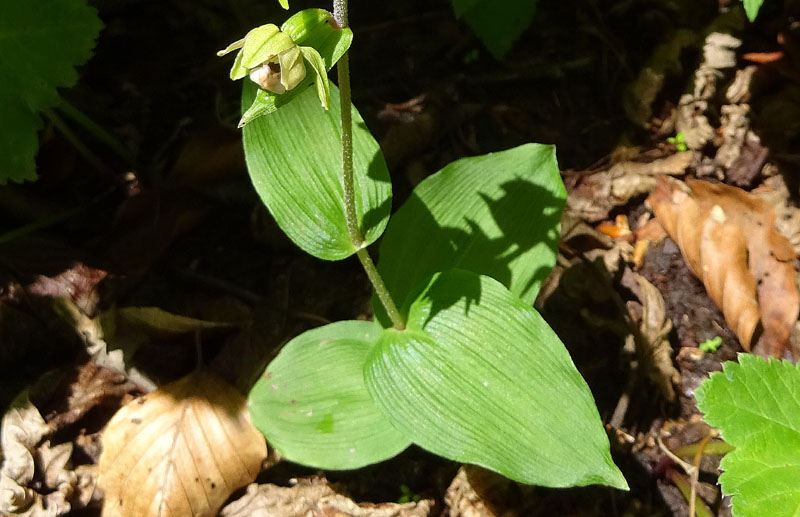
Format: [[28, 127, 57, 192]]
[[2, 0, 800, 515]]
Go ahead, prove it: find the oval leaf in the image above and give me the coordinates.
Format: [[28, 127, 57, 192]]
[[243, 84, 391, 260], [376, 144, 564, 324], [98, 370, 267, 517], [365, 269, 626, 488], [249, 321, 410, 469]]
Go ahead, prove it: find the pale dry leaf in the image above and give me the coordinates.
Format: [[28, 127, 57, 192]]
[[648, 178, 800, 357], [0, 391, 52, 514], [444, 466, 516, 517], [221, 478, 432, 517], [98, 369, 268, 517]]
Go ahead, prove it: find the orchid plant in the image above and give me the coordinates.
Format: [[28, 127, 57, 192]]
[[217, 0, 627, 489]]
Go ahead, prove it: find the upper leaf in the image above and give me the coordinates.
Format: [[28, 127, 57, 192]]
[[695, 355, 800, 516], [376, 144, 564, 325], [451, 0, 538, 58], [365, 269, 627, 489], [242, 84, 392, 260], [0, 0, 102, 183], [249, 321, 410, 469]]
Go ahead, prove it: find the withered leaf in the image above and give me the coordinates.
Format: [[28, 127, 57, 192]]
[[221, 478, 432, 517], [98, 370, 267, 517], [648, 178, 800, 357]]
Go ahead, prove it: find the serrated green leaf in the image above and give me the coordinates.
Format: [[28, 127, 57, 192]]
[[451, 0, 537, 58], [239, 9, 352, 126], [249, 321, 410, 469], [743, 0, 764, 21], [0, 0, 102, 183], [242, 84, 391, 260], [375, 144, 564, 326], [365, 269, 627, 488], [696, 355, 800, 516]]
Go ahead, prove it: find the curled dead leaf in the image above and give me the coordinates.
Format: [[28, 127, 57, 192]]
[[648, 178, 800, 357], [98, 370, 267, 517]]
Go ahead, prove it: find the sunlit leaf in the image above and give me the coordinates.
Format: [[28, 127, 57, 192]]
[[376, 144, 564, 325], [242, 85, 391, 260], [365, 269, 627, 489], [249, 321, 410, 469], [696, 355, 800, 516]]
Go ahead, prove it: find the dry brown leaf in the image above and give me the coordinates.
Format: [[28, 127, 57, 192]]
[[648, 178, 800, 357], [630, 274, 681, 401], [98, 370, 268, 517], [566, 152, 693, 223], [220, 478, 432, 517], [444, 466, 516, 517]]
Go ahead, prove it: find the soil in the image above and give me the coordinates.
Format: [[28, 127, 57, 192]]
[[2, 0, 799, 516]]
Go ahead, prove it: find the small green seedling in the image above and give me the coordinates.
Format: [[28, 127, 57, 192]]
[[699, 336, 722, 353], [218, 0, 626, 490], [667, 132, 688, 152], [397, 484, 421, 504], [696, 355, 800, 516]]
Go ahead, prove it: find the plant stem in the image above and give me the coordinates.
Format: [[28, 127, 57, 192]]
[[357, 249, 405, 330], [335, 0, 406, 330]]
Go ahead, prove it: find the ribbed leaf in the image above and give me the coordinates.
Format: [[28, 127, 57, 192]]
[[249, 321, 410, 469], [696, 355, 800, 516], [242, 84, 391, 260], [376, 144, 563, 325], [365, 269, 626, 488]]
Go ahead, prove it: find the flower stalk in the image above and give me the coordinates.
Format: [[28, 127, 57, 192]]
[[334, 0, 405, 330]]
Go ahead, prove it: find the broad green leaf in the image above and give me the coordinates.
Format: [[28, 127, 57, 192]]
[[0, 0, 102, 183], [365, 269, 627, 488], [451, 0, 537, 58], [695, 355, 800, 516], [743, 0, 765, 21], [242, 84, 391, 260], [240, 9, 353, 126], [376, 144, 564, 325], [249, 321, 410, 469]]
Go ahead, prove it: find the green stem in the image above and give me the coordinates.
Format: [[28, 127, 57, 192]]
[[335, 0, 406, 330], [357, 249, 405, 330]]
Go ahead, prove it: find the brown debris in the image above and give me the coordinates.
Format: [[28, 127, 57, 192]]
[[566, 151, 693, 223], [444, 466, 517, 517], [220, 477, 432, 517], [648, 178, 800, 357]]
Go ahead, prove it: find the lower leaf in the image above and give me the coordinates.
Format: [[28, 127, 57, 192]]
[[365, 269, 627, 489], [249, 321, 410, 470]]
